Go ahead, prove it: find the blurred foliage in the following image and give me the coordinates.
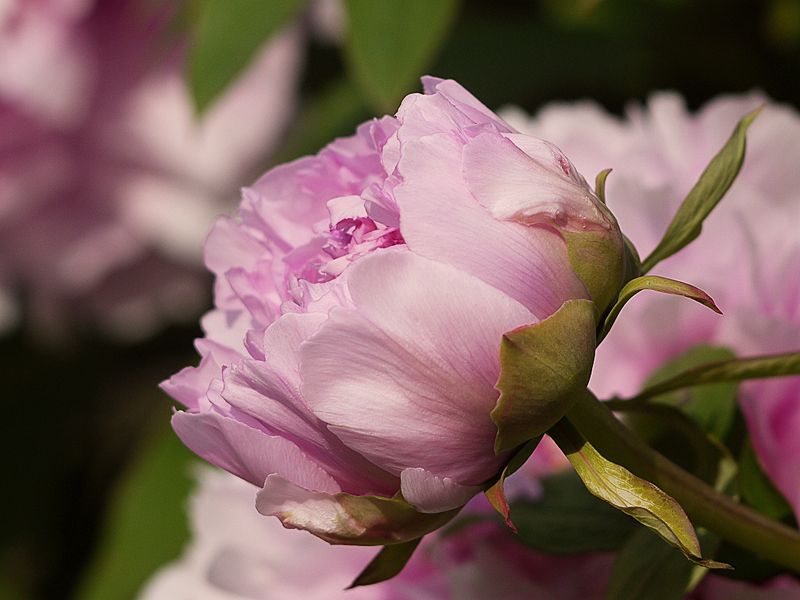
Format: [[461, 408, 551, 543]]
[[606, 528, 703, 600], [512, 471, 637, 554], [738, 438, 794, 522], [0, 324, 198, 599], [644, 345, 739, 441], [188, 0, 307, 112], [74, 423, 196, 600], [343, 0, 460, 113], [6, 0, 800, 598]]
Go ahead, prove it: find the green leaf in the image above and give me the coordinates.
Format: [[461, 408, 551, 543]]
[[484, 437, 540, 530], [74, 423, 196, 600], [606, 528, 699, 600], [630, 350, 800, 410], [550, 420, 728, 569], [609, 402, 733, 486], [348, 538, 421, 588], [635, 345, 739, 440], [512, 471, 637, 554], [492, 299, 597, 453], [344, 0, 460, 113], [188, 0, 306, 112], [641, 108, 761, 272], [598, 276, 720, 342], [738, 438, 793, 521]]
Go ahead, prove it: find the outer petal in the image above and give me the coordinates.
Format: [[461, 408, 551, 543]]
[[400, 468, 481, 513], [256, 475, 457, 545], [221, 312, 398, 496], [171, 411, 340, 493], [160, 338, 241, 409], [393, 133, 587, 319], [301, 249, 537, 485], [420, 76, 514, 133], [463, 132, 606, 230]]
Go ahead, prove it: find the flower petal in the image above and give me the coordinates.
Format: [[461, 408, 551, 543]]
[[301, 249, 536, 485], [394, 133, 587, 319], [463, 132, 608, 232], [400, 468, 481, 513], [256, 474, 457, 545], [221, 312, 398, 496], [171, 410, 340, 493]]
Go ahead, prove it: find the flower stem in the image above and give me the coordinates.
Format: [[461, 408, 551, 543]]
[[566, 390, 800, 573]]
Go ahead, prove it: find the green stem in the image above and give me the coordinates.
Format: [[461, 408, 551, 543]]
[[623, 351, 800, 404], [566, 390, 800, 573]]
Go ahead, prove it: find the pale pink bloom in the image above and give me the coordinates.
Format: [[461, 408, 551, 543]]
[[138, 468, 445, 600], [163, 77, 623, 543], [139, 468, 611, 600], [506, 92, 800, 518], [0, 0, 301, 339]]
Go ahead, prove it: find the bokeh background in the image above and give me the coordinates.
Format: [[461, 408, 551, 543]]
[[2, 1, 800, 598]]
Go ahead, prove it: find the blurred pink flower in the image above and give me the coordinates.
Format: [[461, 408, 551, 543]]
[[139, 468, 612, 600], [692, 574, 800, 599], [138, 468, 444, 600], [506, 93, 800, 519], [0, 0, 301, 339], [163, 77, 623, 543]]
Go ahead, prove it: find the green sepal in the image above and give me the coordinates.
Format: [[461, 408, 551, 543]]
[[484, 437, 541, 530], [642, 108, 761, 272], [599, 276, 721, 342], [348, 538, 422, 588], [564, 229, 625, 319], [621, 234, 643, 284], [550, 419, 730, 570], [595, 168, 613, 204], [492, 299, 596, 454]]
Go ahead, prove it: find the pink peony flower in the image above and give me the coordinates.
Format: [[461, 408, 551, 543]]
[[506, 92, 800, 519], [139, 468, 612, 600], [0, 0, 301, 339], [163, 77, 625, 543]]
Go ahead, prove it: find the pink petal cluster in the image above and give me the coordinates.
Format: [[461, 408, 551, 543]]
[[506, 92, 800, 519], [0, 0, 301, 338], [139, 467, 611, 600], [163, 77, 621, 540]]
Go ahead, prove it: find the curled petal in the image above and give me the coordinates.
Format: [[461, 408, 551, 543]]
[[256, 475, 458, 545]]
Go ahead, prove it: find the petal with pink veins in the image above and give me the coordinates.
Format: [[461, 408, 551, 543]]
[[301, 249, 537, 485]]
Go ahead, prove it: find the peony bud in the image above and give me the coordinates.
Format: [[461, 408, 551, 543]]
[[163, 78, 625, 544]]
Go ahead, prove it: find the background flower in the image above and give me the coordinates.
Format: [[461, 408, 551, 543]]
[[0, 0, 301, 339]]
